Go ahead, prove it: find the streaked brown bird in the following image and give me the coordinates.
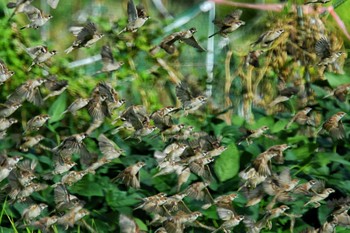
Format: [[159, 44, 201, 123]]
[[323, 83, 350, 102], [24, 114, 50, 134], [318, 112, 346, 140], [19, 135, 45, 151], [119, 0, 149, 33], [315, 37, 344, 66], [0, 103, 21, 118], [0, 59, 15, 85], [251, 29, 285, 48], [209, 9, 245, 38], [285, 107, 314, 129], [114, 161, 145, 189], [7, 0, 34, 21], [43, 75, 68, 101], [65, 22, 103, 54], [96, 45, 124, 74], [26, 46, 57, 71], [20, 4, 52, 30], [176, 82, 207, 115]]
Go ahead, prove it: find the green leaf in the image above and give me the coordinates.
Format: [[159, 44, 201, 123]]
[[214, 144, 239, 182], [48, 92, 67, 123], [325, 73, 350, 88]]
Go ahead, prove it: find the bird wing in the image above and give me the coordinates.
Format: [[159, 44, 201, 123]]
[[23, 4, 41, 21], [315, 37, 331, 59], [101, 45, 114, 65], [98, 134, 121, 159], [127, 0, 138, 23], [181, 37, 206, 52], [176, 82, 193, 104]]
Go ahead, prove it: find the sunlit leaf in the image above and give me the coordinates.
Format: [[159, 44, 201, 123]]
[[214, 144, 239, 182]]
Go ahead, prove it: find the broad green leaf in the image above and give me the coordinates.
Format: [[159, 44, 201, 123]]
[[214, 144, 239, 182], [48, 92, 67, 123], [325, 72, 350, 88]]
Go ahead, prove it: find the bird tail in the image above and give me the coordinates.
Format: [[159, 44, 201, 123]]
[[208, 31, 218, 38], [20, 25, 27, 30], [118, 27, 126, 35], [65, 46, 74, 54]]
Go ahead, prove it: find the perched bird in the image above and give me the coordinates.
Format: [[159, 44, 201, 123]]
[[24, 114, 50, 134], [323, 83, 350, 102], [6, 78, 47, 106], [285, 107, 314, 129], [19, 135, 45, 151], [0, 103, 21, 118], [114, 161, 145, 189], [95, 45, 124, 74], [26, 46, 57, 71], [251, 29, 285, 48], [209, 9, 245, 38], [158, 28, 206, 54], [65, 22, 103, 54], [119, 0, 149, 33], [315, 37, 344, 66], [0, 59, 15, 85], [20, 5, 52, 30], [61, 97, 91, 116], [318, 112, 346, 140], [7, 0, 34, 21], [176, 82, 207, 114], [43, 75, 68, 101]]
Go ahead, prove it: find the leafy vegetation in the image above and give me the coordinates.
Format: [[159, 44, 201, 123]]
[[0, 0, 350, 233]]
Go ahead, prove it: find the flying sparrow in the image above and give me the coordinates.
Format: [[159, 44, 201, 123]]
[[0, 59, 14, 85], [97, 134, 123, 161], [212, 215, 244, 233], [209, 9, 245, 38], [0, 103, 21, 118], [65, 22, 103, 54], [323, 83, 350, 102], [23, 114, 50, 134], [0, 151, 22, 182], [0, 118, 18, 132], [6, 78, 47, 106], [245, 50, 264, 68], [20, 5, 52, 30], [43, 75, 68, 101], [96, 44, 124, 74], [114, 161, 145, 189], [119, 0, 149, 33], [318, 112, 346, 140], [238, 126, 269, 145], [26, 46, 57, 71], [176, 82, 207, 114], [304, 188, 335, 208], [315, 37, 344, 66], [7, 0, 33, 21], [21, 203, 48, 222], [251, 29, 285, 48], [61, 97, 91, 116], [285, 107, 314, 129]]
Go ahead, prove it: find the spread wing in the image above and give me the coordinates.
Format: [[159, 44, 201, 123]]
[[315, 37, 331, 59], [127, 0, 138, 23], [182, 37, 206, 52]]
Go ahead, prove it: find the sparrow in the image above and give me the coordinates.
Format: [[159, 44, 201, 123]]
[[305, 0, 330, 4], [119, 214, 139, 233], [87, 91, 109, 122], [184, 181, 214, 204], [21, 203, 48, 222], [58, 170, 89, 186], [7, 0, 33, 21], [23, 114, 50, 134], [0, 103, 21, 118], [135, 194, 167, 214], [176, 82, 207, 114], [251, 29, 285, 48], [0, 151, 22, 182], [13, 182, 48, 202], [253, 149, 277, 176], [43, 155, 77, 180], [267, 144, 290, 164], [61, 97, 91, 116], [285, 107, 314, 129], [212, 215, 244, 233], [97, 134, 123, 161], [238, 126, 269, 145], [119, 0, 149, 33], [0, 59, 14, 85], [23, 215, 58, 232], [96, 44, 124, 74], [6, 78, 47, 106], [188, 156, 214, 183], [65, 22, 103, 54], [164, 211, 202, 233], [57, 207, 90, 230], [315, 37, 344, 66], [318, 112, 346, 140], [43, 75, 68, 101], [0, 118, 18, 131], [259, 205, 289, 230], [202, 193, 238, 210], [150, 106, 179, 130], [20, 4, 52, 30], [209, 9, 245, 38], [54, 184, 83, 212], [163, 193, 191, 214], [245, 50, 264, 68], [323, 83, 350, 102], [243, 185, 265, 207], [52, 133, 92, 167], [26, 46, 57, 71], [159, 28, 206, 54], [304, 188, 335, 208], [114, 161, 145, 189], [318, 218, 338, 233], [12, 159, 38, 186]]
